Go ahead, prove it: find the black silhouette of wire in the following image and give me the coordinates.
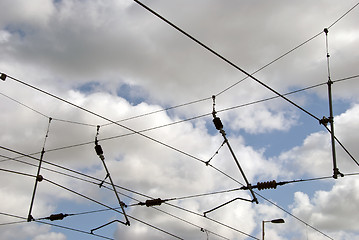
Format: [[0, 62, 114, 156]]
[[3, 149, 355, 240], [0, 149, 257, 239], [0, 212, 115, 240], [0, 168, 184, 239], [0, 91, 97, 127], [327, 2, 359, 29], [133, 1, 320, 123], [101, 96, 212, 127], [1, 75, 358, 179], [1, 74, 358, 239]]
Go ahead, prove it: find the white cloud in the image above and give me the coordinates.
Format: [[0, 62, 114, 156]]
[[1, 1, 359, 239]]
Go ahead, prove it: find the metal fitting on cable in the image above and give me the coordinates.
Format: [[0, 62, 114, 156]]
[[257, 180, 277, 190], [45, 213, 69, 221], [212, 95, 224, 130], [94, 125, 105, 160], [0, 73, 7, 81]]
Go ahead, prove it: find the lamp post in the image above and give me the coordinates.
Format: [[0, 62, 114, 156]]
[[262, 218, 285, 240]]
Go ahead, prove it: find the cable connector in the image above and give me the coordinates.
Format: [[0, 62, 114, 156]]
[[0, 73, 7, 81], [256, 180, 277, 190], [319, 116, 331, 126], [134, 198, 168, 207], [43, 213, 69, 221]]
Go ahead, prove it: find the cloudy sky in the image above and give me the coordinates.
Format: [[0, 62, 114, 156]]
[[1, 0, 359, 239]]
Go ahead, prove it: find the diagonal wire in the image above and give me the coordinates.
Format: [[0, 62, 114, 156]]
[[0, 212, 115, 240], [133, 0, 320, 123]]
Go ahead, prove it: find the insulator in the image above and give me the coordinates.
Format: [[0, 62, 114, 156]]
[[47, 213, 67, 221], [213, 117, 223, 130], [257, 180, 277, 190], [145, 198, 163, 207], [95, 144, 104, 156], [0, 73, 6, 81]]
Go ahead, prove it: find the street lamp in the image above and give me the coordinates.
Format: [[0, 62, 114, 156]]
[[262, 218, 285, 240]]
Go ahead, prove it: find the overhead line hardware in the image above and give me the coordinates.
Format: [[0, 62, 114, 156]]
[[27, 117, 52, 222], [94, 125, 130, 226], [211, 96, 258, 204], [322, 28, 344, 179]]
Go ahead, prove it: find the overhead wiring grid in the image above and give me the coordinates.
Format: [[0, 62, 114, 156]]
[[1, 2, 359, 240]]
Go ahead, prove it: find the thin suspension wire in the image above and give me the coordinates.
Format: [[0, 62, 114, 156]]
[[100, 96, 212, 127], [1, 75, 358, 166], [5, 74, 212, 167], [2, 76, 358, 179], [216, 0, 359, 96], [0, 157, 346, 239], [0, 212, 115, 240], [215, 30, 323, 96], [0, 91, 97, 127], [2, 154, 353, 240], [133, 1, 320, 123], [327, 2, 359, 29], [255, 192, 335, 240], [0, 168, 184, 240], [0, 150, 257, 239], [43, 177, 183, 240]]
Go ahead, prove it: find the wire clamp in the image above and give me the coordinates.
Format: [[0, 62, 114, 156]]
[[319, 116, 331, 126], [0, 73, 7, 81]]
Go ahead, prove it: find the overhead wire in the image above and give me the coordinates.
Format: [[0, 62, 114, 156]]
[[3, 148, 349, 240], [4, 146, 357, 240], [0, 2, 358, 239], [0, 212, 115, 240], [1, 75, 358, 179], [2, 2, 356, 132], [0, 91, 97, 127], [0, 167, 185, 240], [0, 148, 256, 239], [133, 0, 321, 123]]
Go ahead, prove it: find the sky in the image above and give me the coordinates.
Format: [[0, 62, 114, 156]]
[[0, 0, 359, 239]]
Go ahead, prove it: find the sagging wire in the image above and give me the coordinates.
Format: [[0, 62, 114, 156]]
[[94, 125, 130, 227], [319, 28, 344, 179], [27, 117, 52, 222]]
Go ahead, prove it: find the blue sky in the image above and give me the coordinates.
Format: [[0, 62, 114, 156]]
[[1, 1, 359, 240]]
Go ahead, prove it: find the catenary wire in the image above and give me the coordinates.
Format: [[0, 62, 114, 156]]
[[133, 0, 321, 123], [0, 2, 358, 239], [2, 149, 346, 240], [0, 212, 115, 240], [4, 74, 214, 167], [1, 75, 358, 173], [0, 149, 254, 238], [2, 2, 357, 131], [216, 1, 359, 96], [327, 2, 359, 29], [0, 149, 258, 239], [0, 168, 185, 240], [0, 91, 97, 127], [133, 0, 359, 101], [1, 75, 358, 238], [1, 148, 347, 240]]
